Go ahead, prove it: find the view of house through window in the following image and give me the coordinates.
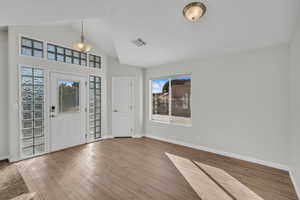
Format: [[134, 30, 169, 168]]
[[151, 75, 191, 125]]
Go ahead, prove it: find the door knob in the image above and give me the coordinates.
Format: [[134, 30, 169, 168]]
[[50, 106, 55, 112]]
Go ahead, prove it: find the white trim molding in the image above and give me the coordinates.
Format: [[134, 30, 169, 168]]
[[0, 155, 8, 161], [289, 170, 300, 199], [132, 135, 143, 138], [145, 135, 289, 171]]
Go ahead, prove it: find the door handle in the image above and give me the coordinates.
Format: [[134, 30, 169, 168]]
[[50, 106, 55, 112], [113, 109, 118, 112], [50, 114, 56, 118]]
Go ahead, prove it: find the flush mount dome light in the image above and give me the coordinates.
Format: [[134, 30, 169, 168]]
[[183, 2, 207, 22]]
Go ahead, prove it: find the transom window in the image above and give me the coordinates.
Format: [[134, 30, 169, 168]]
[[89, 54, 101, 68], [21, 37, 44, 58], [20, 36, 102, 69], [47, 43, 87, 66], [150, 75, 191, 126]]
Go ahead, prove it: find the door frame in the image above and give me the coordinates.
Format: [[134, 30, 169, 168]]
[[112, 76, 135, 137], [18, 65, 94, 158], [49, 71, 88, 152]]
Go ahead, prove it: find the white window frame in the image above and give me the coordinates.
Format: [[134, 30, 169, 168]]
[[149, 74, 192, 127], [18, 34, 102, 69]]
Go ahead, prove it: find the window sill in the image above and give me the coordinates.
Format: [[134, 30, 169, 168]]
[[149, 119, 192, 127]]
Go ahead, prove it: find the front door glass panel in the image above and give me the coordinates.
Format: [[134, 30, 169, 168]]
[[58, 80, 80, 113]]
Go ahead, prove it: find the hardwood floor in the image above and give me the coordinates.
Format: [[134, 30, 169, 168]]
[[13, 138, 298, 200]]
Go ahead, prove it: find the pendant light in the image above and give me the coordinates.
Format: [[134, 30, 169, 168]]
[[74, 21, 92, 52]]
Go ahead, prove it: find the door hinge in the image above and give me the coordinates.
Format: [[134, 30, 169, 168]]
[[85, 108, 87, 112], [85, 133, 87, 139], [130, 128, 133, 133], [130, 105, 133, 110], [85, 81, 88, 86]]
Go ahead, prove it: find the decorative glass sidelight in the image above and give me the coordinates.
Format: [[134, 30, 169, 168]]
[[20, 66, 45, 157], [89, 76, 101, 140]]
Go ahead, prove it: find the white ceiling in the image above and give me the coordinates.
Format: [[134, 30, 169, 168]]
[[70, 19, 118, 58], [0, 0, 299, 67]]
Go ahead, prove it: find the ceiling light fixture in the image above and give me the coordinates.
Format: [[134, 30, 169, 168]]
[[183, 2, 207, 22], [74, 21, 91, 52]]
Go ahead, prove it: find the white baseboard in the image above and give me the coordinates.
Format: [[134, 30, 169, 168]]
[[133, 135, 143, 138], [289, 170, 300, 199], [0, 155, 8, 161], [107, 134, 144, 139], [146, 135, 289, 171], [102, 135, 114, 139]]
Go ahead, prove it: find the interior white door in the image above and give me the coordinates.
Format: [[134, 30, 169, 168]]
[[112, 77, 134, 137], [50, 72, 87, 152]]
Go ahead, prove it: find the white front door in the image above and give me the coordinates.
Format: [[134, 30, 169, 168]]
[[50, 72, 87, 152], [112, 77, 134, 137]]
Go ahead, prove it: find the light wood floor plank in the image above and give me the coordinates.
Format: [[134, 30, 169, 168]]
[[7, 138, 297, 200]]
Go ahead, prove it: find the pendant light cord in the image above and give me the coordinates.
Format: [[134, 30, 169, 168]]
[[81, 20, 84, 43]]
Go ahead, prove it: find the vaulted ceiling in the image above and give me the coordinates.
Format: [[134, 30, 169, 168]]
[[0, 0, 299, 67]]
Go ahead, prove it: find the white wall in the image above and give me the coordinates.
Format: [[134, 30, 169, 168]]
[[8, 25, 108, 161], [0, 30, 8, 160], [145, 44, 290, 167], [289, 18, 300, 195], [107, 57, 144, 137]]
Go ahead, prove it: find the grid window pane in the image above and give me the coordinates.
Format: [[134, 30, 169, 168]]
[[57, 54, 64, 62], [66, 56, 72, 63], [81, 60, 87, 66], [21, 67, 33, 76], [47, 44, 55, 52], [22, 147, 33, 157], [22, 76, 33, 85], [34, 69, 43, 77], [20, 66, 45, 157], [35, 144, 45, 154], [21, 37, 43, 58], [88, 54, 101, 69], [89, 76, 101, 140], [21, 47, 32, 56], [33, 50, 43, 58], [56, 47, 64, 54], [48, 52, 55, 60], [73, 51, 80, 58], [73, 58, 80, 65], [22, 129, 33, 139], [81, 53, 87, 59], [22, 38, 32, 47], [65, 49, 72, 56], [33, 41, 43, 49]]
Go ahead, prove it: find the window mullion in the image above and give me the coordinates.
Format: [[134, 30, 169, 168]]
[[168, 79, 172, 123]]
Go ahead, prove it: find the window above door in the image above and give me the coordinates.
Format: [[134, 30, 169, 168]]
[[20, 36, 102, 69]]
